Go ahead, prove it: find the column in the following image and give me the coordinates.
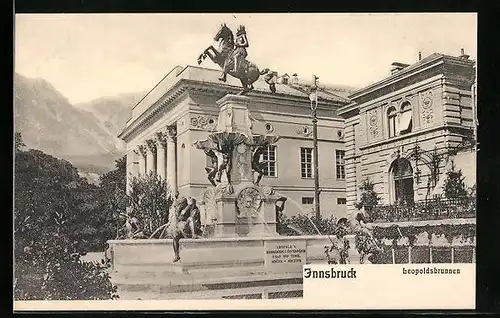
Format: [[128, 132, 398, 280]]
[[145, 139, 157, 176], [137, 145, 147, 177], [166, 126, 177, 194], [155, 132, 167, 181], [126, 150, 138, 194]]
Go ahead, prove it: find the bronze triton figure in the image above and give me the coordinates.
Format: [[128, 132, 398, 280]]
[[251, 145, 267, 186], [197, 23, 276, 94]]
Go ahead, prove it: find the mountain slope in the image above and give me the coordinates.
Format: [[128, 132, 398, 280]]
[[14, 73, 126, 174], [75, 92, 145, 138]]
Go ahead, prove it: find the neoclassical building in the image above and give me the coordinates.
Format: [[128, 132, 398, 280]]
[[118, 65, 352, 218], [338, 51, 477, 216]]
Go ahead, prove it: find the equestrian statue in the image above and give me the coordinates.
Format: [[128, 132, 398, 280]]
[[197, 23, 276, 94]]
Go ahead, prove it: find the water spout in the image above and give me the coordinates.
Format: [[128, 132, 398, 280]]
[[274, 191, 337, 246], [274, 191, 322, 236]]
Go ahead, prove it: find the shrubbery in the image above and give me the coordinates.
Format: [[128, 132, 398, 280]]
[[126, 172, 173, 238], [355, 178, 381, 211], [14, 134, 118, 300], [276, 211, 343, 236], [444, 161, 468, 199]]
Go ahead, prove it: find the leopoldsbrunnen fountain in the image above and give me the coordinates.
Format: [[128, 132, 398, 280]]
[[106, 93, 348, 300]]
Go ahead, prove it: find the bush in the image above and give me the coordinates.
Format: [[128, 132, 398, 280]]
[[277, 212, 343, 236], [126, 172, 173, 237], [16, 250, 118, 300], [355, 178, 381, 211], [14, 135, 118, 300], [444, 161, 468, 199]]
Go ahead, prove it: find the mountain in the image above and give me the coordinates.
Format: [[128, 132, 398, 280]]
[[75, 92, 145, 138], [14, 73, 143, 177]]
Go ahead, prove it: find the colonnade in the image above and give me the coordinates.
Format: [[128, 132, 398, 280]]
[[133, 126, 177, 194]]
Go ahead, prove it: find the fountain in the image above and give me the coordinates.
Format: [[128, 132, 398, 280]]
[[106, 94, 352, 300], [193, 94, 281, 238]]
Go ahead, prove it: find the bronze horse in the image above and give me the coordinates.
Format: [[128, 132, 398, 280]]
[[197, 24, 270, 94]]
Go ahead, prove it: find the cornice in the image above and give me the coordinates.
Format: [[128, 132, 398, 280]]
[[348, 54, 474, 103], [118, 83, 187, 141], [119, 79, 347, 141], [185, 79, 345, 109], [338, 102, 360, 118]]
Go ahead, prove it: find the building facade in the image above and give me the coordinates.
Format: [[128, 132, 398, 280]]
[[118, 65, 352, 218], [338, 52, 476, 217]]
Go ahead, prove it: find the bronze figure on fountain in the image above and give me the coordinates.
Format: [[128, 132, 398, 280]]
[[251, 145, 267, 186], [204, 149, 219, 187], [197, 23, 276, 94], [172, 197, 203, 262], [202, 143, 233, 188]]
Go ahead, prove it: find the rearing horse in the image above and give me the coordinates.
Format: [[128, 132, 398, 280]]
[[197, 24, 270, 94]]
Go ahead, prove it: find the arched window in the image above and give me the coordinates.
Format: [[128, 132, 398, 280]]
[[387, 107, 397, 138], [389, 158, 414, 205], [398, 101, 413, 135]]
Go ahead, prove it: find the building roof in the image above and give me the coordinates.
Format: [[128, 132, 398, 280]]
[[338, 52, 476, 117], [130, 64, 352, 114], [348, 53, 476, 100], [120, 64, 352, 140]]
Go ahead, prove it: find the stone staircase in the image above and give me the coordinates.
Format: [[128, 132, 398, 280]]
[[110, 264, 304, 300]]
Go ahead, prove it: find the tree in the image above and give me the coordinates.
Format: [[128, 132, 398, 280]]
[[444, 161, 468, 199], [355, 178, 381, 212], [14, 143, 118, 300], [96, 156, 128, 243], [126, 172, 173, 237], [15, 131, 26, 152]]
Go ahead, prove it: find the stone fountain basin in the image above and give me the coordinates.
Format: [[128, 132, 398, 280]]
[[108, 235, 338, 274], [106, 235, 474, 300], [107, 235, 339, 300]]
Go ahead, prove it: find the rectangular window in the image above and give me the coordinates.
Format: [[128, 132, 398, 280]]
[[260, 146, 277, 177], [337, 198, 347, 205], [302, 197, 314, 205], [335, 150, 346, 179], [300, 147, 313, 178]]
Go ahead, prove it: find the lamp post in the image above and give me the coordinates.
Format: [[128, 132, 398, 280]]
[[309, 75, 321, 220]]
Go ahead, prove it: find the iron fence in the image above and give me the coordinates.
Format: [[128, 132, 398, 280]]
[[370, 195, 476, 223]]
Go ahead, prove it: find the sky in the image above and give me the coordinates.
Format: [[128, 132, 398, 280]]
[[15, 13, 477, 105]]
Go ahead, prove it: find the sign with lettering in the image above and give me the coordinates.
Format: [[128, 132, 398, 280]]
[[264, 240, 307, 271]]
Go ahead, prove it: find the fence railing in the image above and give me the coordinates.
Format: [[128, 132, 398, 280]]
[[373, 245, 476, 264], [370, 196, 476, 223]]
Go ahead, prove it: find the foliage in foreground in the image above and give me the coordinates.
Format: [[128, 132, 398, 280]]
[[14, 133, 118, 300]]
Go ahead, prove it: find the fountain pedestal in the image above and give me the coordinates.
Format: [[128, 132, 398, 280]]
[[209, 94, 279, 237], [214, 184, 280, 237], [216, 94, 253, 139]]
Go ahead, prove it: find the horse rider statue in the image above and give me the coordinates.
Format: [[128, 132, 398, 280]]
[[197, 23, 274, 93]]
